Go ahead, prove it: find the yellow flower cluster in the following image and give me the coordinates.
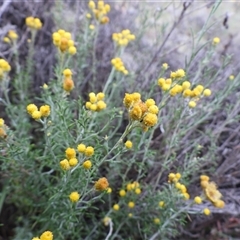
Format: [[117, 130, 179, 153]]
[[158, 76, 211, 108], [52, 29, 77, 55], [26, 104, 51, 120], [63, 69, 74, 92], [69, 191, 80, 203], [119, 181, 141, 197], [200, 175, 225, 208], [85, 92, 106, 111], [0, 59, 11, 79], [32, 230, 53, 240], [123, 92, 158, 131], [60, 147, 78, 170], [111, 57, 128, 75], [77, 143, 94, 170], [168, 172, 190, 200], [94, 177, 109, 191], [25, 16, 42, 30], [3, 30, 18, 44], [0, 118, 7, 139], [112, 29, 135, 46], [88, 0, 110, 24]]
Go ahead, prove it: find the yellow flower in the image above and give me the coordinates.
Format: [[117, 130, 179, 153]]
[[89, 24, 95, 30], [148, 105, 159, 114], [97, 92, 105, 100], [128, 201, 135, 208], [200, 175, 209, 182], [60, 159, 70, 170], [68, 46, 77, 55], [162, 63, 168, 70], [203, 208, 211, 216], [113, 204, 120, 211], [63, 78, 74, 92], [27, 104, 38, 115], [183, 193, 190, 200], [83, 160, 92, 169], [96, 100, 106, 111], [188, 101, 196, 108], [106, 187, 112, 193], [88, 0, 95, 9], [63, 68, 72, 77], [32, 110, 42, 120], [3, 37, 10, 43], [102, 216, 111, 226], [40, 231, 53, 240], [159, 201, 165, 208], [85, 146, 94, 157], [40, 105, 50, 117], [125, 140, 133, 149], [229, 75, 235, 80], [32, 237, 40, 240], [213, 200, 225, 208], [145, 98, 155, 107], [69, 158, 78, 167], [135, 188, 141, 195], [203, 89, 211, 97], [119, 189, 126, 197], [0, 128, 6, 138], [65, 148, 76, 159], [182, 81, 191, 90], [77, 143, 86, 153], [212, 37, 220, 45], [128, 213, 133, 218], [204, 182, 222, 203], [8, 30, 18, 40], [143, 113, 158, 127], [154, 218, 160, 224], [43, 83, 48, 89], [69, 191, 80, 202], [194, 196, 202, 204], [0, 118, 4, 127], [94, 177, 109, 191]]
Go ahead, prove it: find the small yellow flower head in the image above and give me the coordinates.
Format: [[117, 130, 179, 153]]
[[88, 0, 95, 9], [162, 63, 168, 70], [40, 231, 53, 240], [188, 101, 196, 108], [113, 204, 120, 211], [158, 78, 165, 87], [102, 216, 111, 226], [200, 175, 209, 182], [180, 184, 187, 193], [148, 105, 159, 114], [154, 218, 160, 224], [86, 13, 92, 18], [0, 118, 5, 127], [183, 192, 190, 200], [40, 105, 51, 117], [96, 100, 107, 111], [106, 187, 112, 193], [130, 104, 142, 120], [63, 69, 72, 78], [159, 201, 165, 208], [175, 173, 181, 180], [60, 159, 70, 170], [201, 180, 209, 189], [145, 98, 155, 108], [0, 128, 7, 138], [194, 196, 202, 204], [43, 83, 48, 89], [8, 30, 18, 40], [77, 143, 86, 153], [69, 191, 80, 202], [119, 189, 126, 197], [83, 160, 92, 169], [63, 78, 74, 92], [69, 158, 78, 167], [229, 75, 235, 80], [94, 177, 109, 191], [143, 113, 158, 127], [65, 147, 76, 159], [212, 37, 220, 45], [68, 46, 77, 55], [128, 213, 133, 218], [182, 81, 191, 90], [203, 208, 211, 216], [89, 24, 95, 30], [204, 182, 222, 203], [27, 104, 38, 115], [32, 237, 40, 240], [168, 173, 176, 182], [135, 188, 141, 195], [128, 201, 135, 208], [175, 69, 185, 78], [32, 110, 42, 120], [125, 140, 133, 149], [3, 37, 10, 43], [213, 199, 225, 208], [85, 146, 94, 157], [97, 92, 105, 100], [203, 89, 211, 97]]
